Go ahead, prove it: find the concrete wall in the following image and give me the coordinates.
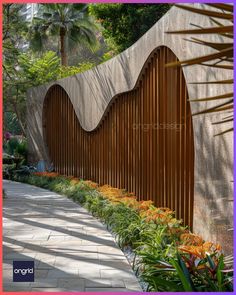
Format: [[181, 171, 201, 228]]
[[27, 4, 233, 253]]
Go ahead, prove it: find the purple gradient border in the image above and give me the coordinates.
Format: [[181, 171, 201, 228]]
[[0, 0, 234, 295], [233, 1, 235, 294], [1, 0, 234, 4]]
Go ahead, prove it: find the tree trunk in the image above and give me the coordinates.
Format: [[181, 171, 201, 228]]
[[12, 102, 27, 137], [4, 87, 27, 137], [60, 29, 67, 66]]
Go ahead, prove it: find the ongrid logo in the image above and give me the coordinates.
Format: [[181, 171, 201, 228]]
[[13, 261, 34, 282]]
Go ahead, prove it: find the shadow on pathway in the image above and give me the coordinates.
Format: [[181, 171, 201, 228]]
[[3, 180, 142, 292]]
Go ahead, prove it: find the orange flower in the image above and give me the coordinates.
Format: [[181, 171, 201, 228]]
[[140, 206, 174, 225], [70, 178, 80, 185], [180, 233, 203, 246], [178, 245, 205, 258], [120, 197, 139, 208], [98, 185, 126, 202], [178, 241, 222, 259], [84, 180, 98, 189], [137, 200, 153, 211], [32, 172, 224, 254], [33, 172, 59, 178]]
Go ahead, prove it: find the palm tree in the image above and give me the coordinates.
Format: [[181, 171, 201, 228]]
[[29, 4, 97, 66]]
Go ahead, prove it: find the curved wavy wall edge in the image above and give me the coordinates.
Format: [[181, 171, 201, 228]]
[[26, 4, 233, 254]]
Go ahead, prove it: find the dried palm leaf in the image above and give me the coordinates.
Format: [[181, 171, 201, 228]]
[[189, 92, 233, 102], [206, 4, 233, 13], [214, 128, 234, 136], [166, 26, 233, 35], [166, 47, 233, 67], [174, 4, 233, 20], [166, 4, 234, 135], [201, 63, 233, 70], [190, 79, 233, 84]]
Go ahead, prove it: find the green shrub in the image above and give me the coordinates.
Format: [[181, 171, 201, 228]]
[[3, 137, 28, 168], [3, 163, 17, 179], [3, 153, 14, 165], [4, 137, 19, 155], [15, 139, 27, 159], [12, 173, 233, 292]]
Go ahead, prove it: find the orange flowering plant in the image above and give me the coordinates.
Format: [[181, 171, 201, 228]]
[[14, 172, 232, 292], [33, 172, 59, 177]]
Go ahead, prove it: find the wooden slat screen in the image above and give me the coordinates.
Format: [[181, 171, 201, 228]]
[[43, 46, 194, 227]]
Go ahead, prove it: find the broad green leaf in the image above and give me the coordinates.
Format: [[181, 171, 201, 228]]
[[171, 257, 194, 291], [216, 255, 225, 291]]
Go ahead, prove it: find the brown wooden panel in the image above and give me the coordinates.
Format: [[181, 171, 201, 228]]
[[43, 46, 194, 227]]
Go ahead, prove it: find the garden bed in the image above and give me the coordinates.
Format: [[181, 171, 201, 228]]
[[12, 172, 233, 292]]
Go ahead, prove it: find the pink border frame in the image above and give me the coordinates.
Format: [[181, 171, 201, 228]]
[[0, 1, 234, 294]]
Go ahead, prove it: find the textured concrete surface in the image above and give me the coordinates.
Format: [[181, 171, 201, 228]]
[[27, 4, 232, 131], [27, 3, 233, 254], [3, 180, 142, 292]]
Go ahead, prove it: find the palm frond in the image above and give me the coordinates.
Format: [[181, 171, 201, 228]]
[[166, 25, 233, 35], [214, 128, 234, 136], [29, 3, 97, 65], [192, 99, 233, 116], [206, 4, 233, 13], [166, 47, 233, 67], [189, 92, 233, 102], [174, 4, 233, 20], [190, 79, 233, 85], [201, 63, 233, 70], [212, 118, 233, 125], [185, 37, 232, 51]]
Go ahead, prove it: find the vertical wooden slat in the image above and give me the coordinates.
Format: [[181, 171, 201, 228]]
[[143, 69, 147, 200], [137, 84, 141, 199], [149, 59, 153, 201], [140, 77, 144, 200], [44, 46, 194, 228]]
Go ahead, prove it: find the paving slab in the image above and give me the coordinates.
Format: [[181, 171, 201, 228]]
[[85, 287, 130, 292], [3, 180, 142, 292]]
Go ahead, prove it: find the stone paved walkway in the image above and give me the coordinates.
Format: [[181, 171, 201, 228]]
[[3, 180, 142, 292]]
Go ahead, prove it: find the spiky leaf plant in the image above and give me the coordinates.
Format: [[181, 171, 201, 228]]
[[166, 4, 233, 136]]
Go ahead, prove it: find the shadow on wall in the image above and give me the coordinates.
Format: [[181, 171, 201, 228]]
[[27, 48, 135, 164], [27, 89, 51, 167], [72, 50, 136, 129], [193, 112, 233, 255]]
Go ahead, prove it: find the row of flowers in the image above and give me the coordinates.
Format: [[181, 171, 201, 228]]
[[34, 172, 222, 258], [23, 172, 232, 291]]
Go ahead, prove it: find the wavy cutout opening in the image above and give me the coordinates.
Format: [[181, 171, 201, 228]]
[[43, 46, 194, 227]]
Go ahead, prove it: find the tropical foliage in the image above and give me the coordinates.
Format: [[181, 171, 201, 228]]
[[11, 172, 233, 292], [89, 4, 171, 53], [3, 47, 96, 135], [167, 4, 233, 136], [3, 4, 99, 135], [3, 4, 29, 136], [29, 4, 97, 65], [3, 134, 28, 179]]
